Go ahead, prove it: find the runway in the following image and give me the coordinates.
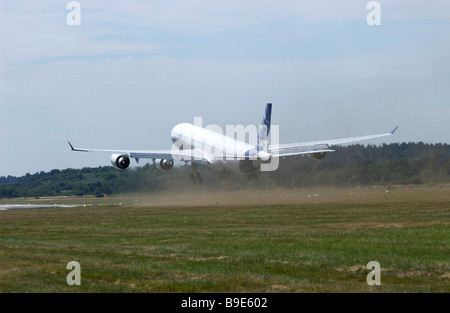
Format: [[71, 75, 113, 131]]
[[0, 204, 89, 210]]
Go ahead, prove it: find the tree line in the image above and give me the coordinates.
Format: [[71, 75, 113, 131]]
[[0, 142, 449, 198]]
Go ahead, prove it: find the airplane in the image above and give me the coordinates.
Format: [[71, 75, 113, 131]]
[[68, 103, 398, 184]]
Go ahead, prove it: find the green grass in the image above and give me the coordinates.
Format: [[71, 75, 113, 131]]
[[0, 186, 449, 292]]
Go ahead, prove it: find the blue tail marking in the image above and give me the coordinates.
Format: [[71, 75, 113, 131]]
[[262, 103, 272, 136], [257, 103, 272, 151]]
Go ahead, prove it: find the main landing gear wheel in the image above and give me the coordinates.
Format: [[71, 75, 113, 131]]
[[247, 173, 258, 182], [219, 168, 232, 181], [190, 162, 203, 185]]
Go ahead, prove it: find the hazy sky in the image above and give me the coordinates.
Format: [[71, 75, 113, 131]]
[[1, 0, 449, 176]]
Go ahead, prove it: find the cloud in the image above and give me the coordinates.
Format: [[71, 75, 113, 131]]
[[2, 0, 450, 67], [1, 0, 450, 176]]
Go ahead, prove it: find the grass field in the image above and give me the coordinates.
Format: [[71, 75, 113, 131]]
[[0, 185, 449, 292]]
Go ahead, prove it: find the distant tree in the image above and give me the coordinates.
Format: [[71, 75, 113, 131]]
[[0, 143, 449, 198]]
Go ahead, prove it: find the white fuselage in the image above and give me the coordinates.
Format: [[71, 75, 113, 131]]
[[170, 123, 267, 174]]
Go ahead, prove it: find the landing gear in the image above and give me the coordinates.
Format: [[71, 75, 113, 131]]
[[190, 172, 203, 185], [190, 162, 203, 185], [219, 168, 232, 181], [247, 173, 258, 182]]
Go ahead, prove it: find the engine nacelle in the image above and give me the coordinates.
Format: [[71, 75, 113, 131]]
[[111, 154, 131, 169], [308, 152, 327, 160], [155, 159, 174, 171]]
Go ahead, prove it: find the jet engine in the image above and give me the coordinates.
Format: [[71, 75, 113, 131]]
[[155, 159, 174, 171], [111, 154, 131, 169], [308, 152, 327, 160]]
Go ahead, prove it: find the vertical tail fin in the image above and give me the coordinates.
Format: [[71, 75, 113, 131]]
[[258, 103, 272, 151]]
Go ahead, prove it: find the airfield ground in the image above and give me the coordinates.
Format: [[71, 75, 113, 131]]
[[0, 185, 448, 292]]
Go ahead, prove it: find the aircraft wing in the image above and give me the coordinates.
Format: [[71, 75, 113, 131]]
[[68, 142, 212, 164], [269, 126, 398, 158], [68, 142, 269, 163]]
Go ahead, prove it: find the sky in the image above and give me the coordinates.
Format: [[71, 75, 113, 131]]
[[1, 0, 449, 177]]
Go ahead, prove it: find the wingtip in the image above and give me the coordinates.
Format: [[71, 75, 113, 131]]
[[390, 126, 399, 135], [68, 141, 75, 150]]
